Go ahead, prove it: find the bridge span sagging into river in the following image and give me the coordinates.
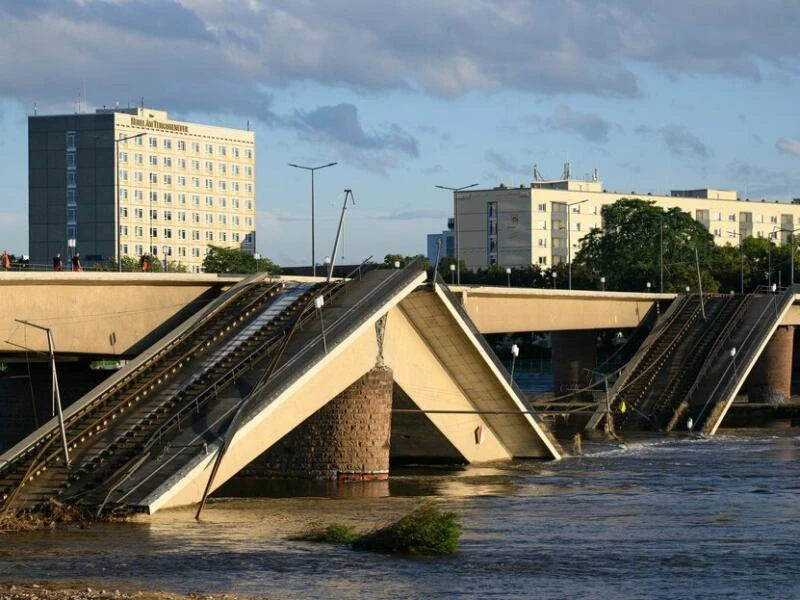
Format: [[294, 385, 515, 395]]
[[0, 263, 561, 516]]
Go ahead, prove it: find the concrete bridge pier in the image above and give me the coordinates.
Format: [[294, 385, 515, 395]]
[[746, 326, 795, 404], [241, 366, 393, 480], [551, 330, 597, 397]]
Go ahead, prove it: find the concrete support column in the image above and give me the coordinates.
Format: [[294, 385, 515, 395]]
[[242, 366, 393, 480], [551, 330, 597, 396], [747, 326, 794, 403]]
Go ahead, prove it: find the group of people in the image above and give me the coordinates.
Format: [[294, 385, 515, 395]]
[[52, 252, 81, 272]]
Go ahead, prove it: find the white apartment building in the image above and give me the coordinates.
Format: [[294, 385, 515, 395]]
[[29, 107, 256, 272], [453, 176, 800, 271]]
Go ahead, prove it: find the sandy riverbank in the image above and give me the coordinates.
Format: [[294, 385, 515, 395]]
[[0, 583, 278, 600]]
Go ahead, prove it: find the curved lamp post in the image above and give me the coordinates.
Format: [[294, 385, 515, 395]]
[[435, 183, 478, 285]]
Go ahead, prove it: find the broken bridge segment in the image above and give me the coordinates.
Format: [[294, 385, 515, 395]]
[[134, 268, 561, 513], [0, 264, 562, 516]]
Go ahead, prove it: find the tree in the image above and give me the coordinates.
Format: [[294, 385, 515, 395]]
[[202, 245, 279, 274], [574, 198, 718, 292]]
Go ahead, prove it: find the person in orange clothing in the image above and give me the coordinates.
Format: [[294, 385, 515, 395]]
[[0, 249, 10, 271]]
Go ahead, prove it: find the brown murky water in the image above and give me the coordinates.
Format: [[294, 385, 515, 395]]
[[2, 431, 800, 599]]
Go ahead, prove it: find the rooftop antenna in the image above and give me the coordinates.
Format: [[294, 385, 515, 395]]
[[593, 167, 599, 182], [247, 119, 250, 131], [140, 96, 144, 109], [33, 102, 37, 116], [533, 163, 544, 181], [562, 161, 571, 180]]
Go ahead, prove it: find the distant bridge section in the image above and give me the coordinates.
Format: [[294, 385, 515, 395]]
[[453, 287, 672, 333]]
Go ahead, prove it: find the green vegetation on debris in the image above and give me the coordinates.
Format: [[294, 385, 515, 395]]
[[291, 522, 360, 545], [291, 502, 461, 555]]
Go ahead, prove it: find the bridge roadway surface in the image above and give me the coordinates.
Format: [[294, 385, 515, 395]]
[[0, 265, 561, 516], [4, 274, 800, 356]]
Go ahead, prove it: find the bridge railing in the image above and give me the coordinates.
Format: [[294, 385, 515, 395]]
[[693, 284, 798, 432]]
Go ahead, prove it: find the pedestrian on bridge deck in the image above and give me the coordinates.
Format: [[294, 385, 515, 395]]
[[71, 252, 81, 272], [1, 249, 10, 271], [53, 253, 63, 271]]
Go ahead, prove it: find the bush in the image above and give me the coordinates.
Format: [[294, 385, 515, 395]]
[[352, 502, 461, 555], [290, 522, 359, 545]]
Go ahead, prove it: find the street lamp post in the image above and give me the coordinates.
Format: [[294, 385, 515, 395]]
[[773, 226, 800, 287], [506, 266, 511, 288], [435, 183, 478, 285], [288, 161, 337, 277], [566, 199, 588, 290], [727, 230, 745, 294], [510, 343, 519, 384], [114, 132, 145, 271], [450, 263, 456, 284], [552, 271, 557, 289], [600, 276, 606, 291]]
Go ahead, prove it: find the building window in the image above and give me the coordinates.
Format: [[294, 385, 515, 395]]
[[177, 158, 186, 170], [149, 155, 158, 166], [192, 195, 200, 205], [120, 206, 128, 218], [149, 137, 158, 148], [245, 166, 253, 177], [67, 171, 76, 186], [538, 256, 547, 265], [178, 211, 186, 222], [205, 231, 214, 241], [67, 207, 77, 223], [150, 227, 158, 238], [150, 209, 158, 220], [163, 210, 173, 221], [205, 143, 213, 154], [191, 142, 200, 153], [134, 208, 144, 219], [67, 190, 76, 205], [164, 138, 172, 150], [119, 225, 128, 236], [178, 229, 187, 240], [134, 190, 144, 201], [205, 161, 214, 172], [164, 228, 172, 239], [205, 214, 214, 224], [163, 157, 172, 168], [177, 140, 186, 151], [191, 177, 200, 188], [135, 136, 144, 146], [245, 149, 252, 159], [205, 196, 213, 207], [538, 238, 547, 247], [163, 175, 172, 185], [150, 173, 158, 184], [177, 176, 186, 187], [150, 191, 158, 203], [537, 203, 546, 212], [135, 153, 144, 165], [66, 133, 76, 150], [192, 230, 200, 240], [134, 226, 144, 237]]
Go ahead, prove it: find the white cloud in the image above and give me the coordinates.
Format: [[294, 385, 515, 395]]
[[776, 137, 800, 156]]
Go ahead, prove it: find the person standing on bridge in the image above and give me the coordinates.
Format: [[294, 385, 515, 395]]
[[0, 249, 9, 271], [53, 252, 63, 271], [71, 252, 82, 272], [139, 254, 150, 272]]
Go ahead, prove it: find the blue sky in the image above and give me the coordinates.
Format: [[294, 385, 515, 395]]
[[1, 0, 799, 266]]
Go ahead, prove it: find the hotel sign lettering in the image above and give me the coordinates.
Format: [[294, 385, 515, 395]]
[[130, 117, 189, 133]]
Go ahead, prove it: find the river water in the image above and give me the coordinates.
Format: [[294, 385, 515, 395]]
[[2, 429, 799, 599]]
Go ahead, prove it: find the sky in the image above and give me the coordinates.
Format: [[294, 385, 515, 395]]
[[1, 0, 799, 266]]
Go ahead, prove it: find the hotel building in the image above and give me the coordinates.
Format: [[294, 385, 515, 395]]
[[451, 174, 800, 271], [28, 107, 256, 271]]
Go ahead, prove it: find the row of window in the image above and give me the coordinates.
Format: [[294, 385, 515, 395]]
[[117, 171, 253, 193], [118, 191, 253, 210], [118, 208, 253, 227], [118, 153, 253, 177], [117, 135, 253, 160], [119, 226, 247, 244]]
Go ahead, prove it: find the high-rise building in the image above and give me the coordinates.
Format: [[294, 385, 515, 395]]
[[28, 107, 256, 272]]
